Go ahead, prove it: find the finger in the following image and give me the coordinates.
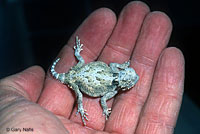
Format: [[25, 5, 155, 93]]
[[105, 12, 173, 133], [99, 1, 150, 63], [57, 116, 109, 134], [0, 66, 45, 102], [135, 48, 185, 134], [38, 8, 116, 118], [70, 1, 150, 130]]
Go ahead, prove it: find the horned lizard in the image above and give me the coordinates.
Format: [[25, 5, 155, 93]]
[[50, 36, 139, 125]]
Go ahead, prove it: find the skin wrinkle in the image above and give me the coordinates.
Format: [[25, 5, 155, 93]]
[[116, 87, 147, 108], [39, 76, 76, 118], [143, 114, 174, 128], [11, 75, 32, 100], [41, 85, 69, 114], [133, 12, 172, 59], [157, 52, 184, 84], [144, 95, 180, 126], [132, 34, 171, 70], [59, 117, 92, 134], [64, 119, 97, 134], [70, 9, 116, 49], [140, 117, 175, 134], [162, 93, 180, 118], [0, 93, 23, 112], [136, 48, 184, 134], [152, 79, 184, 98], [81, 44, 100, 62], [113, 7, 142, 45], [0, 84, 30, 101], [0, 101, 69, 134], [110, 103, 126, 132], [107, 100, 140, 134], [139, 121, 174, 134], [26, 70, 45, 101], [58, 117, 111, 134], [18, 109, 68, 134], [25, 68, 44, 82], [106, 10, 149, 52], [0, 66, 45, 102], [99, 2, 150, 62], [153, 49, 184, 99], [116, 103, 126, 126], [142, 122, 158, 134], [132, 54, 156, 68], [0, 99, 32, 127], [152, 84, 183, 101], [106, 44, 131, 59]]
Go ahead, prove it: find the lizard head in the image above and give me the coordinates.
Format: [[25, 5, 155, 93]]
[[117, 68, 139, 91]]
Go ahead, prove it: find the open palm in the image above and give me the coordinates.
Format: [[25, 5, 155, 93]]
[[0, 1, 184, 134]]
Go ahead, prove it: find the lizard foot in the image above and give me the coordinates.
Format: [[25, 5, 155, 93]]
[[76, 108, 88, 125], [103, 108, 112, 120]]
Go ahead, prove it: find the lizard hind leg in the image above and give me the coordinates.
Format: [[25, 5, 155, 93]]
[[100, 91, 118, 120], [71, 83, 88, 125]]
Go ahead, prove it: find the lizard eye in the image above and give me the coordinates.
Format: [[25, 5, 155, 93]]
[[113, 73, 118, 77], [112, 80, 119, 85]]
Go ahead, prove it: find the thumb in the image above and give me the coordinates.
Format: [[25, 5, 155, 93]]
[[0, 66, 69, 134], [0, 66, 45, 101]]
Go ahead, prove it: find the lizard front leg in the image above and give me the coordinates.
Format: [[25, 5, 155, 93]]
[[73, 36, 85, 69]]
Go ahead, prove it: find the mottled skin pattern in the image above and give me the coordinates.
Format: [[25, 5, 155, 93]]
[[50, 36, 139, 125]]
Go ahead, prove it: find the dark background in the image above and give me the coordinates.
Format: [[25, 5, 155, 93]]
[[0, 0, 199, 133]]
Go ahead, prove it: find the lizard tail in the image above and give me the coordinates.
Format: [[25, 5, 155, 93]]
[[50, 58, 65, 83]]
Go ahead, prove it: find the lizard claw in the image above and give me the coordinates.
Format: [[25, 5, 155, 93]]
[[124, 60, 130, 67], [74, 36, 83, 53], [76, 108, 88, 125], [103, 108, 112, 120]]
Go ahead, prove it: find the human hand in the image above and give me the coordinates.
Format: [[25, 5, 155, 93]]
[[0, 1, 184, 134]]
